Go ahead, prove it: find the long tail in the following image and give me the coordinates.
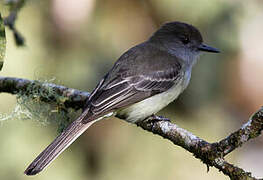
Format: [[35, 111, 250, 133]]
[[24, 110, 98, 176]]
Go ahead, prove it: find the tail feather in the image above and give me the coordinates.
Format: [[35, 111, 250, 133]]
[[24, 111, 97, 176]]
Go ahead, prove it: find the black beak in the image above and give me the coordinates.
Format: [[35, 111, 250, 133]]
[[198, 44, 220, 53]]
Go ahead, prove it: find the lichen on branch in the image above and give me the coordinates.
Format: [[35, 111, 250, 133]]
[[0, 77, 88, 132]]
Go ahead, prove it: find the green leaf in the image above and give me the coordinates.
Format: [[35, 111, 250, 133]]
[[0, 13, 6, 71]]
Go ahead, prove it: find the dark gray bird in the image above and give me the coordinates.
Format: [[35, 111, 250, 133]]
[[24, 21, 219, 175]]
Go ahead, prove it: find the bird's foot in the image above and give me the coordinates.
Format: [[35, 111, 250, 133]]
[[142, 115, 170, 132], [147, 114, 171, 123], [136, 115, 170, 131]]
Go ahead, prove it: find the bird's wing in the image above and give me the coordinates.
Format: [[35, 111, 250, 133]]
[[86, 57, 183, 121]]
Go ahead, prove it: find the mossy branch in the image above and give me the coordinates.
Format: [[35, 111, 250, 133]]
[[0, 76, 262, 180]]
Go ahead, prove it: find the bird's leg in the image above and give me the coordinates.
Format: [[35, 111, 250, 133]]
[[147, 114, 171, 122], [140, 115, 171, 132]]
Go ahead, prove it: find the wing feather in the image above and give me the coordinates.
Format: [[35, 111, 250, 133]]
[[86, 67, 182, 119]]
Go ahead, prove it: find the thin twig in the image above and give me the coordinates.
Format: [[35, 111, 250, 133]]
[[4, 0, 26, 46]]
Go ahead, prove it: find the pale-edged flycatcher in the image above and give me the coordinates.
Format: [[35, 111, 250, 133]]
[[24, 21, 219, 175]]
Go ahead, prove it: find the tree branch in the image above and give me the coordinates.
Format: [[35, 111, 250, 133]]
[[0, 76, 262, 180], [0, 76, 90, 110]]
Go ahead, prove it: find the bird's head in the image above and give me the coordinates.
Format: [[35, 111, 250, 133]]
[[149, 21, 220, 65]]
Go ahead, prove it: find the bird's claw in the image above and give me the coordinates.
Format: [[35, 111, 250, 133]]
[[144, 115, 170, 132], [147, 114, 171, 123]]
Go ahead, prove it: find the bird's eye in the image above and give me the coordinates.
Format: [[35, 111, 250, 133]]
[[181, 37, 190, 44]]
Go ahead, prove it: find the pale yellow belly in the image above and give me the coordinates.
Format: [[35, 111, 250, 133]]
[[116, 83, 184, 123]]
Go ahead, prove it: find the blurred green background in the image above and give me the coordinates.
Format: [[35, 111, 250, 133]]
[[0, 0, 263, 179]]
